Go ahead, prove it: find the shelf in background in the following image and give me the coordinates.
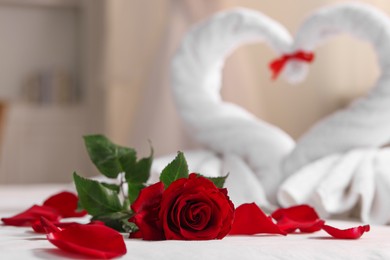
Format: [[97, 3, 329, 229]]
[[0, 0, 79, 9]]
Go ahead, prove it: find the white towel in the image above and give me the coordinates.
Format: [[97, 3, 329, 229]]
[[279, 148, 390, 224]]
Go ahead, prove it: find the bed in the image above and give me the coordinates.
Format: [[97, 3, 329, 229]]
[[0, 184, 389, 260]]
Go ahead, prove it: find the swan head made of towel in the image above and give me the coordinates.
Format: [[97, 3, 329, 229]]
[[168, 2, 390, 220]]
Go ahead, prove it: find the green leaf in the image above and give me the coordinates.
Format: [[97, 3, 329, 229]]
[[197, 173, 229, 188], [125, 146, 153, 184], [84, 135, 137, 179], [91, 211, 134, 232], [73, 172, 123, 216], [101, 183, 121, 193], [159, 152, 189, 188], [127, 183, 146, 204]]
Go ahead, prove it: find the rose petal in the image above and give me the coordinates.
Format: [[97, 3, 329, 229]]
[[229, 203, 286, 235], [43, 191, 87, 218], [322, 224, 370, 239], [46, 223, 126, 259], [271, 205, 323, 233], [272, 205, 320, 222], [298, 219, 325, 233], [129, 182, 165, 240], [1, 205, 60, 226], [36, 217, 62, 233], [32, 218, 105, 234], [275, 217, 325, 233]]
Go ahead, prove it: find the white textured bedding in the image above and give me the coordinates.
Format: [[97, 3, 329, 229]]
[[0, 184, 389, 260]]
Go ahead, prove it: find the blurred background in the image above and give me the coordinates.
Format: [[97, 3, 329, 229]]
[[0, 0, 388, 184]]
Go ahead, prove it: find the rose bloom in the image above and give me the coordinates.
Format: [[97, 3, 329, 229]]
[[130, 173, 235, 240], [160, 173, 234, 240]]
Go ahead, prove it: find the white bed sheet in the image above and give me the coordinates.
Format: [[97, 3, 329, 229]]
[[0, 184, 389, 260]]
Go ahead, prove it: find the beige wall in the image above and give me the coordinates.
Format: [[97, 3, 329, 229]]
[[0, 0, 387, 184], [103, 0, 388, 157]]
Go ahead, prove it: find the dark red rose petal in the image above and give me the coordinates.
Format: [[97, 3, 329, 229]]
[[43, 191, 87, 218], [129, 182, 165, 240], [33, 218, 105, 234], [229, 203, 286, 236], [298, 219, 325, 233], [322, 224, 370, 239], [275, 217, 325, 233], [46, 223, 126, 259], [271, 205, 323, 233], [36, 217, 62, 233], [129, 230, 143, 239], [1, 205, 60, 226], [272, 205, 320, 222]]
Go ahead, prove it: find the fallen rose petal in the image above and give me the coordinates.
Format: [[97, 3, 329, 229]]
[[272, 205, 320, 222], [46, 223, 126, 259], [298, 219, 325, 233], [322, 224, 370, 239], [1, 205, 60, 226], [34, 218, 106, 234], [229, 203, 286, 235], [43, 191, 87, 218], [36, 217, 62, 233], [275, 217, 325, 233], [33, 220, 77, 234], [271, 205, 323, 233]]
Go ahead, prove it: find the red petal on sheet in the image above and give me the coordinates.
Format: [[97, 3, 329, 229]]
[[229, 203, 286, 235], [322, 224, 370, 239], [298, 220, 325, 233], [36, 217, 62, 233], [34, 218, 106, 234], [1, 205, 60, 226], [276, 217, 325, 233], [272, 205, 320, 222], [271, 205, 323, 233], [43, 191, 87, 218], [46, 223, 127, 259]]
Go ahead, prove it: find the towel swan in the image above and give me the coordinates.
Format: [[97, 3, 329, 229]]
[[170, 9, 295, 205], [154, 2, 390, 223], [279, 3, 390, 224]]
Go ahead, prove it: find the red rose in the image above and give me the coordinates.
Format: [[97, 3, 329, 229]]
[[129, 182, 165, 240], [159, 173, 234, 240]]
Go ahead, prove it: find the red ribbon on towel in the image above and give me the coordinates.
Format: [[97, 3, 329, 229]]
[[269, 50, 315, 80]]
